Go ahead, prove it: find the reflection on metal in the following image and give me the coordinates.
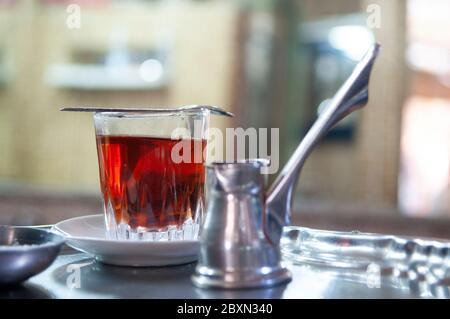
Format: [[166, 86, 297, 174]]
[[192, 160, 292, 289], [282, 225, 450, 291], [0, 226, 64, 286], [22, 252, 449, 299], [192, 45, 380, 289]]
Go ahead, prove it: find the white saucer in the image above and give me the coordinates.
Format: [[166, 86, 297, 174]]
[[52, 214, 200, 267]]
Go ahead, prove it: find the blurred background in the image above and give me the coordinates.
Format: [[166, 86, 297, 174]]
[[0, 0, 449, 238]]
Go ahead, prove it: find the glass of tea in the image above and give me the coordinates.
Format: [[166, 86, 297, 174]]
[[93, 109, 209, 241]]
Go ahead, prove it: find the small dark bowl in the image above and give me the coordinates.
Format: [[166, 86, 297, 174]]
[[0, 226, 65, 286]]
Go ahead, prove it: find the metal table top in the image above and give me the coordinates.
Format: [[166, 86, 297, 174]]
[[2, 249, 448, 299]]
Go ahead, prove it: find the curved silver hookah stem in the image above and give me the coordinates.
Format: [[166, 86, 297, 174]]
[[265, 43, 381, 245]]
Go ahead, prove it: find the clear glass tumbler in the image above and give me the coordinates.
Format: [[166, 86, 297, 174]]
[[93, 109, 209, 241]]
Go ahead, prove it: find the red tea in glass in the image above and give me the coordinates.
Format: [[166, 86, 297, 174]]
[[94, 110, 209, 241], [97, 135, 206, 232]]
